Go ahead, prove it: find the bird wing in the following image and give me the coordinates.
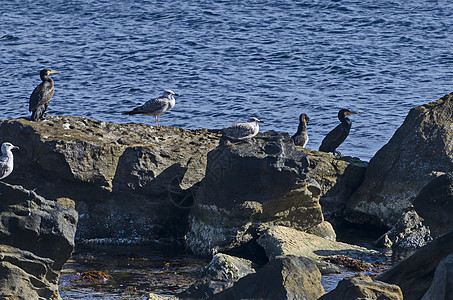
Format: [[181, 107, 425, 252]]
[[0, 157, 10, 179], [222, 122, 256, 139], [136, 97, 169, 115], [29, 81, 54, 112], [320, 124, 348, 151]]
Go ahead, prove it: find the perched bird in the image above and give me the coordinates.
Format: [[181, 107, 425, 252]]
[[221, 117, 264, 140], [292, 113, 310, 147], [29, 68, 61, 121], [319, 109, 358, 156], [124, 90, 179, 127], [0, 142, 19, 180]]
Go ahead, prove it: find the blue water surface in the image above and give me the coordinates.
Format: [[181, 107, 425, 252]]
[[1, 0, 453, 160]]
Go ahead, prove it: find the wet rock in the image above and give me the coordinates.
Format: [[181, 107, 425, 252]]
[[0, 182, 78, 300], [257, 225, 381, 261], [319, 273, 403, 300], [346, 93, 453, 228], [0, 116, 220, 243], [421, 253, 453, 300], [413, 172, 453, 238], [178, 253, 255, 299], [299, 149, 367, 222], [186, 132, 323, 256], [374, 210, 432, 260], [213, 255, 325, 300], [377, 230, 453, 300]]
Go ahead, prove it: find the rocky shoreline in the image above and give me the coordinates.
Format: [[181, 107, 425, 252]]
[[0, 93, 452, 299]]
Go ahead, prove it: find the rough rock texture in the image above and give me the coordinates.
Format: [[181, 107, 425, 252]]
[[0, 116, 220, 242], [374, 210, 432, 259], [377, 230, 453, 300], [299, 148, 366, 222], [413, 172, 453, 238], [0, 182, 78, 300], [306, 220, 337, 241], [178, 253, 255, 299], [319, 273, 403, 300], [421, 253, 453, 300], [213, 255, 325, 300], [185, 132, 323, 256], [346, 93, 453, 227], [257, 225, 380, 261]]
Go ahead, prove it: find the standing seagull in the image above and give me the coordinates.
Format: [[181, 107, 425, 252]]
[[124, 90, 179, 127], [29, 68, 61, 121], [0, 142, 19, 180], [291, 113, 310, 147], [221, 117, 264, 140], [319, 109, 358, 156]]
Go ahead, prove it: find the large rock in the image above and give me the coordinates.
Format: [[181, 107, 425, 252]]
[[300, 149, 366, 222], [319, 273, 403, 300], [377, 230, 453, 300], [346, 93, 453, 227], [413, 172, 453, 238], [0, 116, 220, 242], [178, 253, 255, 299], [257, 225, 380, 261], [214, 255, 325, 300], [421, 253, 453, 300], [185, 132, 324, 256], [0, 182, 78, 299]]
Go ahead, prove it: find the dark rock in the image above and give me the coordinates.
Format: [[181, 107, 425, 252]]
[[421, 253, 453, 300], [346, 93, 453, 228], [377, 230, 453, 300], [178, 253, 255, 299], [213, 255, 324, 300], [374, 210, 432, 260], [186, 132, 323, 256], [298, 149, 366, 223], [319, 273, 403, 300], [0, 182, 77, 299], [413, 172, 453, 238], [0, 116, 220, 243]]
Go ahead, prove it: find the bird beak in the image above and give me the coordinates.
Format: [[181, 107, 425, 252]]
[[174, 93, 180, 97], [347, 111, 359, 115], [259, 120, 264, 123], [12, 146, 19, 151], [50, 70, 61, 74]]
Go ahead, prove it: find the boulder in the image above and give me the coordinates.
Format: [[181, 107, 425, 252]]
[[377, 230, 453, 300], [0, 182, 78, 299], [421, 253, 453, 300], [305, 220, 336, 241], [346, 93, 453, 227], [300, 149, 367, 222], [0, 116, 220, 242], [413, 172, 453, 238], [319, 273, 403, 300], [185, 132, 324, 256], [374, 210, 432, 260], [213, 255, 325, 300], [257, 225, 380, 261], [178, 253, 255, 298]]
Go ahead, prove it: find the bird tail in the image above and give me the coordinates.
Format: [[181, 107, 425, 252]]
[[207, 129, 222, 134], [31, 106, 45, 121], [123, 108, 140, 115]]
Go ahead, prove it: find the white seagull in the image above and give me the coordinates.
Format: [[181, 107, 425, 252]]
[[0, 142, 19, 180], [221, 117, 264, 140], [124, 90, 179, 127]]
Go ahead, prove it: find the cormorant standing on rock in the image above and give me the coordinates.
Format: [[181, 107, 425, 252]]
[[124, 90, 179, 127], [0, 142, 19, 180], [29, 68, 61, 121], [292, 113, 309, 147], [221, 117, 264, 140], [319, 109, 358, 156]]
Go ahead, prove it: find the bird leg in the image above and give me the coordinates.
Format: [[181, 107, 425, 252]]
[[334, 150, 342, 156], [155, 116, 160, 127]]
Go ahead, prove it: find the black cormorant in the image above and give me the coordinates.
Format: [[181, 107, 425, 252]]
[[124, 90, 179, 127], [319, 109, 358, 156], [291, 113, 309, 147], [29, 68, 61, 121]]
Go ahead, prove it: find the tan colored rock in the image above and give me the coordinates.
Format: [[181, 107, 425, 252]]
[[306, 220, 336, 241], [257, 225, 379, 261], [319, 273, 403, 300]]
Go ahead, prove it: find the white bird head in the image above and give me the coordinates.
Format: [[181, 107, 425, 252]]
[[1, 142, 19, 155], [249, 117, 264, 123], [163, 90, 180, 97]]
